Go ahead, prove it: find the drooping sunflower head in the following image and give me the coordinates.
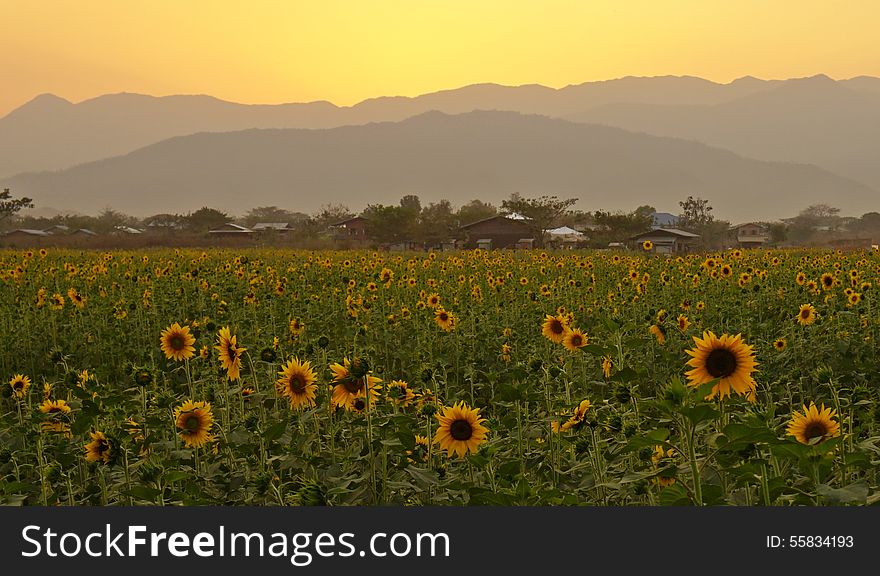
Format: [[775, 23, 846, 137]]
[[215, 327, 246, 381], [84, 431, 113, 464], [388, 380, 416, 407], [797, 303, 817, 326], [174, 400, 214, 448], [787, 403, 840, 446], [435, 401, 489, 458], [649, 324, 666, 345], [9, 374, 31, 398], [677, 314, 690, 332], [541, 314, 569, 343], [160, 322, 196, 361], [685, 331, 758, 401], [276, 357, 318, 410], [562, 328, 588, 352]]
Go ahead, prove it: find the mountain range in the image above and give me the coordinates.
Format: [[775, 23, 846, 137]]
[[1, 74, 878, 220], [4, 110, 871, 222]]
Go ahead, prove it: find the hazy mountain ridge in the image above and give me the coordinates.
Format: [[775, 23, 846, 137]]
[[4, 110, 872, 222], [0, 74, 824, 178]]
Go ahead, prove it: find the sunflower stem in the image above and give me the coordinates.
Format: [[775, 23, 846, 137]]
[[686, 421, 703, 506]]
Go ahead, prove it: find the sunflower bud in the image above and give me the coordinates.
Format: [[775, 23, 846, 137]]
[[317, 336, 330, 349], [259, 347, 277, 363], [296, 479, 327, 506]]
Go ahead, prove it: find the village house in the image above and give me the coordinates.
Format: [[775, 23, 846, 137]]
[[330, 216, 369, 243], [459, 215, 535, 250], [729, 223, 769, 249], [252, 222, 294, 234], [208, 223, 254, 237], [629, 228, 700, 254]]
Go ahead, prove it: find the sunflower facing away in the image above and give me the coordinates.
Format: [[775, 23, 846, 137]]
[[562, 328, 589, 352], [435, 401, 489, 458], [787, 403, 840, 446], [215, 327, 246, 381], [541, 314, 569, 343], [685, 331, 758, 401], [174, 400, 214, 448], [276, 357, 318, 410], [797, 303, 817, 326], [329, 358, 382, 411], [9, 374, 31, 398], [84, 431, 112, 464], [160, 322, 196, 361]]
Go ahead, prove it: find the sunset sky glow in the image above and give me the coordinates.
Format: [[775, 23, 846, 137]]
[[1, 0, 878, 116]]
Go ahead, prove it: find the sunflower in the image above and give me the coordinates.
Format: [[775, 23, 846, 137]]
[[559, 399, 592, 432], [159, 322, 196, 361], [787, 403, 840, 446], [773, 338, 787, 351], [642, 240, 653, 251], [562, 328, 588, 352], [387, 380, 416, 407], [174, 400, 214, 448], [288, 318, 305, 337], [685, 332, 758, 401], [84, 431, 113, 464], [329, 358, 382, 411], [677, 314, 690, 332], [601, 356, 613, 379], [39, 398, 71, 415], [426, 293, 441, 308], [434, 308, 456, 332], [435, 401, 489, 458], [649, 324, 666, 345], [9, 374, 31, 399], [848, 292, 861, 306], [797, 303, 817, 326], [407, 435, 431, 463], [820, 273, 836, 290], [541, 314, 569, 343], [652, 445, 676, 487], [215, 327, 246, 381], [276, 357, 318, 410]]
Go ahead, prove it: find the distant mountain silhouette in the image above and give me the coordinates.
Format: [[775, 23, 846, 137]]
[[566, 74, 880, 190], [0, 75, 785, 177], [4, 111, 872, 222]]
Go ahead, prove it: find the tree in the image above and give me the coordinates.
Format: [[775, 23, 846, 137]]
[[678, 196, 714, 230], [592, 209, 653, 244], [242, 206, 308, 227], [500, 194, 577, 247], [362, 204, 410, 245], [0, 188, 33, 222], [457, 199, 496, 226], [419, 200, 457, 247], [186, 207, 230, 233], [312, 204, 354, 228], [767, 222, 789, 244]]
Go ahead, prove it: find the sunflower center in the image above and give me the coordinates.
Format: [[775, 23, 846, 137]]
[[450, 419, 473, 441], [353, 398, 366, 411], [343, 378, 365, 395], [12, 381, 23, 390], [289, 374, 307, 394], [184, 414, 201, 431], [706, 348, 738, 378], [439, 313, 448, 321], [804, 422, 829, 441], [550, 320, 564, 335], [170, 335, 185, 350], [97, 440, 109, 453], [801, 309, 810, 319], [570, 335, 583, 346]]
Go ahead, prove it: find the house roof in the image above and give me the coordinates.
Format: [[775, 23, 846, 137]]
[[71, 228, 97, 235], [252, 222, 292, 230], [6, 229, 49, 236], [729, 222, 766, 229], [630, 228, 700, 240], [115, 226, 143, 234], [332, 216, 366, 227], [460, 215, 531, 229], [208, 223, 253, 233], [547, 226, 583, 236]]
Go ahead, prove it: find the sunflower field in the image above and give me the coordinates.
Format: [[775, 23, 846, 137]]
[[2, 247, 880, 506]]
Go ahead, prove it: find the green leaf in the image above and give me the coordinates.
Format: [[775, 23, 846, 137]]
[[124, 486, 160, 503], [405, 466, 439, 487], [680, 404, 719, 425], [262, 421, 287, 441], [163, 471, 190, 483], [658, 483, 690, 506], [818, 482, 868, 505]]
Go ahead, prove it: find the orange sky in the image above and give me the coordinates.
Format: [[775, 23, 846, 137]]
[[1, 0, 878, 116]]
